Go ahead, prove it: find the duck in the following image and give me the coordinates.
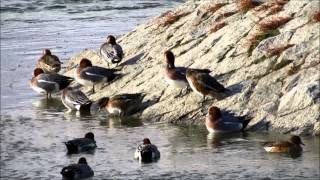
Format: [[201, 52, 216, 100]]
[[30, 68, 73, 99], [264, 135, 304, 154], [64, 132, 97, 154], [61, 87, 92, 112], [60, 157, 94, 179], [74, 58, 121, 94], [163, 50, 211, 96], [186, 68, 227, 103], [205, 106, 251, 133], [36, 49, 62, 73], [96, 93, 146, 117], [134, 138, 160, 162], [99, 35, 124, 67]]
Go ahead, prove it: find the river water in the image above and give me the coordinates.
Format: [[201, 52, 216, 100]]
[[0, 0, 319, 179]]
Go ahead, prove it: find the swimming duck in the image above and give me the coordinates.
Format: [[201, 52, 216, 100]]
[[205, 106, 251, 133], [64, 132, 97, 154], [74, 58, 121, 94], [61, 87, 92, 112], [60, 157, 94, 179], [186, 69, 227, 103], [36, 49, 62, 73], [134, 138, 160, 162], [163, 50, 211, 96], [96, 93, 146, 117], [264, 135, 304, 154], [99, 35, 124, 67], [30, 68, 73, 99]]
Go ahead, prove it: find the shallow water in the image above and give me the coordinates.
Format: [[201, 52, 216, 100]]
[[1, 0, 319, 179]]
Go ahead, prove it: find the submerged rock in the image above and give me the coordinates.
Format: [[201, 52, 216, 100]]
[[64, 0, 319, 135]]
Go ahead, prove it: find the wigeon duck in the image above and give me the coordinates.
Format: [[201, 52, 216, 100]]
[[96, 93, 146, 117], [264, 135, 304, 154], [99, 35, 124, 67], [30, 68, 73, 99], [60, 157, 94, 179], [134, 138, 160, 162], [61, 87, 92, 112], [186, 69, 227, 103], [163, 50, 211, 96], [205, 106, 251, 133], [64, 132, 97, 154], [36, 49, 62, 73], [74, 58, 121, 94]]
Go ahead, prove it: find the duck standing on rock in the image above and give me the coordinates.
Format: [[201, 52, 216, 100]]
[[74, 58, 121, 94], [205, 106, 251, 133], [36, 49, 62, 73], [163, 50, 211, 97], [30, 68, 73, 99], [186, 68, 227, 104], [264, 135, 304, 156], [99, 35, 124, 67], [64, 132, 97, 154], [134, 138, 160, 162], [96, 93, 146, 117], [60, 157, 94, 179]]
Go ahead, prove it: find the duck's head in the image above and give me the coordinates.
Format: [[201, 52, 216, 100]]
[[33, 68, 45, 77], [164, 50, 175, 68], [96, 97, 110, 110], [43, 48, 51, 55], [78, 157, 87, 164], [84, 132, 95, 140], [208, 106, 221, 121], [143, 138, 151, 145], [79, 58, 93, 69], [290, 135, 304, 146], [106, 35, 116, 45]]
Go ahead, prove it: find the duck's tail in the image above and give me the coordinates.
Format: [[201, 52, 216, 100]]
[[61, 166, 75, 179], [64, 142, 78, 154]]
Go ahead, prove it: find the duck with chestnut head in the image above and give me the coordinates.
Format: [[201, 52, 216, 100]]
[[74, 58, 121, 94], [61, 87, 93, 113], [163, 50, 211, 97], [99, 35, 124, 67], [30, 68, 73, 99], [134, 138, 160, 162], [205, 106, 251, 133], [36, 49, 62, 73]]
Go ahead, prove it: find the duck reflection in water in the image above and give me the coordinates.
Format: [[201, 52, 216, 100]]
[[32, 97, 65, 112], [99, 116, 143, 128]]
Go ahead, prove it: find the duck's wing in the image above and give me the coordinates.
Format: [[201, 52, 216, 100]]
[[100, 43, 123, 63], [65, 89, 92, 106], [65, 138, 96, 150], [36, 74, 60, 92], [172, 67, 188, 81], [195, 72, 226, 93], [81, 66, 119, 82], [44, 74, 73, 89], [111, 93, 144, 101]]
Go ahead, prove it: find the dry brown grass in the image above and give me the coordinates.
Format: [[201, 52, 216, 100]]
[[287, 65, 300, 76], [267, 44, 294, 56], [215, 11, 238, 22], [274, 0, 289, 6], [237, 0, 263, 12], [313, 11, 320, 22], [208, 22, 227, 34], [258, 16, 292, 31], [157, 11, 191, 27], [206, 3, 228, 14]]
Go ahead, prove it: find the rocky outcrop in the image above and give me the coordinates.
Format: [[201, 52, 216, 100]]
[[64, 0, 320, 135]]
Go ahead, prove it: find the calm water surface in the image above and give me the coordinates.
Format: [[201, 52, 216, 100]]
[[1, 0, 319, 179]]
